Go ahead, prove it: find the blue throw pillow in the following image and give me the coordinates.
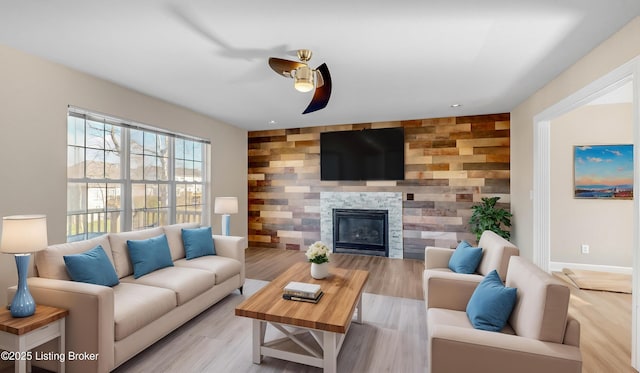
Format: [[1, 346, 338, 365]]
[[466, 270, 518, 331], [64, 245, 119, 287], [448, 241, 483, 274], [127, 234, 174, 279], [182, 226, 215, 260]]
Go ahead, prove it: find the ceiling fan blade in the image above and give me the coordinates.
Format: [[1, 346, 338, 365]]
[[171, 5, 290, 61], [269, 57, 305, 78], [303, 63, 331, 114], [315, 69, 325, 88]]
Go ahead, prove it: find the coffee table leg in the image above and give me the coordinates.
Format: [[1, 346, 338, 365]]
[[252, 320, 266, 364], [323, 331, 337, 373]]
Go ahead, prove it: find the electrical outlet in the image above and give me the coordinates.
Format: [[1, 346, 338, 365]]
[[581, 244, 589, 254]]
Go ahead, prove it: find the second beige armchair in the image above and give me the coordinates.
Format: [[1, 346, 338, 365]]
[[423, 230, 519, 309]]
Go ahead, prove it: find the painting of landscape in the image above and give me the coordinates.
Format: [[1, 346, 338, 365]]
[[574, 144, 633, 199]]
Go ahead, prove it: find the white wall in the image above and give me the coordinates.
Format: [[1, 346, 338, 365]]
[[511, 16, 640, 260], [550, 103, 633, 267], [0, 44, 248, 303]]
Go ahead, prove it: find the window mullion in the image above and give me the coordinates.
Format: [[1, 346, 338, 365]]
[[203, 143, 210, 226], [169, 138, 176, 225], [122, 128, 132, 232]]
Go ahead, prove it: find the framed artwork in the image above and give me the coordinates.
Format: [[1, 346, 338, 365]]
[[574, 144, 633, 199]]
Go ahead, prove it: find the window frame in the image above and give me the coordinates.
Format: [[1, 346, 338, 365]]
[[66, 108, 210, 241]]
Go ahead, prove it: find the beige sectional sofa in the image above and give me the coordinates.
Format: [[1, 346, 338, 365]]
[[10, 223, 245, 373], [426, 256, 582, 373]]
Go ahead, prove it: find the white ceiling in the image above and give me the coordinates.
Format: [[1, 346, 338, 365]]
[[0, 1, 638, 131]]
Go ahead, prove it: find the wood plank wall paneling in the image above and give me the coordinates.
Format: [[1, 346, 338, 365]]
[[247, 113, 510, 260]]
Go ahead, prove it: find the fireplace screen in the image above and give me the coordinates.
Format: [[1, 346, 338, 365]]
[[333, 209, 388, 256]]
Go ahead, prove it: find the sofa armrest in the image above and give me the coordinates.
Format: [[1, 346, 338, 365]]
[[429, 324, 582, 373], [213, 235, 246, 285], [8, 277, 115, 373], [425, 246, 454, 269], [423, 270, 482, 310], [563, 314, 581, 347]]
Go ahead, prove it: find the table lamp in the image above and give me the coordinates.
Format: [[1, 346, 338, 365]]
[[214, 197, 238, 236], [0, 215, 48, 317]]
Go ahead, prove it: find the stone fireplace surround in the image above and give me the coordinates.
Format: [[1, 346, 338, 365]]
[[320, 192, 403, 259]]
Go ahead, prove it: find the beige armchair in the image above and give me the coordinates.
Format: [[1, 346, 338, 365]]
[[423, 230, 518, 309], [426, 256, 582, 373]]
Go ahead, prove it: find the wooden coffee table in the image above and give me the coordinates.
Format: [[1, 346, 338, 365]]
[[235, 262, 369, 373]]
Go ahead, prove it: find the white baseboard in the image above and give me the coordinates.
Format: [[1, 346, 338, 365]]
[[549, 261, 632, 275]]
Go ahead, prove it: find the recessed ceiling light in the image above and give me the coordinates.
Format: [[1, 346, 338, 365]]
[[268, 120, 277, 125], [450, 103, 463, 108]]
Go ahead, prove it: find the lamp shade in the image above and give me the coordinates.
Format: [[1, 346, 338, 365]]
[[214, 197, 238, 214], [0, 215, 48, 254]]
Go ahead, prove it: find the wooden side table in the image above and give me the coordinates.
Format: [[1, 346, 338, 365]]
[[0, 305, 68, 373]]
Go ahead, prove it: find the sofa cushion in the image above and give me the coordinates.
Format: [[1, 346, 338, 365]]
[[113, 283, 177, 341], [466, 270, 517, 332], [182, 226, 215, 259], [162, 222, 200, 261], [174, 255, 241, 284], [36, 235, 115, 281], [63, 245, 120, 287], [127, 234, 174, 279], [120, 267, 216, 305], [428, 308, 515, 335], [449, 241, 483, 274], [108, 227, 164, 278], [506, 257, 570, 344]]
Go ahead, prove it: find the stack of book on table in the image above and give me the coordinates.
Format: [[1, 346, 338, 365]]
[[283, 281, 324, 303]]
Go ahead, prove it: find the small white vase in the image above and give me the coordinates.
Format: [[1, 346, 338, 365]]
[[310, 262, 329, 279]]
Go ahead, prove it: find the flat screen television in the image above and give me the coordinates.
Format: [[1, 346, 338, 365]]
[[320, 127, 405, 181]]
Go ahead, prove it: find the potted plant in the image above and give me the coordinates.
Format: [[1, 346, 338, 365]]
[[469, 196, 512, 241]]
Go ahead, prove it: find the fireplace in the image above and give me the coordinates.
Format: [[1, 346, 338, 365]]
[[333, 209, 389, 257]]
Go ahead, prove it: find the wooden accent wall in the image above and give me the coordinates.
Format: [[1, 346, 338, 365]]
[[248, 113, 510, 259]]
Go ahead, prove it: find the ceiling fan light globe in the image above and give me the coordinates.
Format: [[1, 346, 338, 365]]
[[294, 79, 314, 92], [293, 65, 314, 92]]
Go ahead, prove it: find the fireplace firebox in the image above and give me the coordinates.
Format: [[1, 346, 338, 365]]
[[332, 209, 389, 257]]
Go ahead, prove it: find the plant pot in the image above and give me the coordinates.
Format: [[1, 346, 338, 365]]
[[310, 262, 329, 279]]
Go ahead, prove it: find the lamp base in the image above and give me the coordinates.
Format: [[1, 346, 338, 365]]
[[10, 254, 36, 318], [221, 214, 231, 236]]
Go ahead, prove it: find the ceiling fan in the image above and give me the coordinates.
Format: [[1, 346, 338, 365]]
[[268, 49, 332, 114]]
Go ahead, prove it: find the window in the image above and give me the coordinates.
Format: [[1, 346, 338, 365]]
[[67, 109, 209, 242]]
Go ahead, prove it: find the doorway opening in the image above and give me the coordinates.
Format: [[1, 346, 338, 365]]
[[533, 57, 640, 368]]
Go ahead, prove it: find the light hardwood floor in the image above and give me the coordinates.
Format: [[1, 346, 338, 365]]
[[245, 247, 425, 300], [553, 271, 635, 373], [248, 247, 636, 373], [113, 276, 428, 372]]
